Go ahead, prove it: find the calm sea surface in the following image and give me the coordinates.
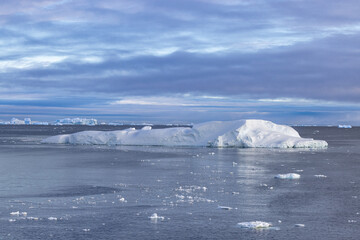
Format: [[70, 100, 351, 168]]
[[0, 125, 359, 239]]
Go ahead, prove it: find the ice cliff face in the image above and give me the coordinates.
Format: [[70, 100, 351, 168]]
[[42, 119, 328, 148]]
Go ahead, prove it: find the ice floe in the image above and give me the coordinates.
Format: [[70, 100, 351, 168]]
[[275, 173, 301, 179], [42, 119, 328, 148], [237, 221, 272, 229]]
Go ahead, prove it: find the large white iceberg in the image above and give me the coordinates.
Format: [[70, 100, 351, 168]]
[[42, 119, 328, 148]]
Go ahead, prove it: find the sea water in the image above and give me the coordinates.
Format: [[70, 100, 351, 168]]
[[0, 125, 359, 239]]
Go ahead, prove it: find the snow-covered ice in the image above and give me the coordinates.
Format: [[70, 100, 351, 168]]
[[275, 173, 301, 179], [42, 119, 328, 148], [237, 221, 272, 229]]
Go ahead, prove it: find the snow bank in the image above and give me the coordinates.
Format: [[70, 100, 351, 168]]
[[42, 119, 328, 148]]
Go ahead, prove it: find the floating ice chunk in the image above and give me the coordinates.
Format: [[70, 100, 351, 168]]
[[295, 224, 305, 227], [26, 217, 39, 220], [119, 197, 127, 203], [218, 206, 232, 210], [275, 173, 301, 179], [83, 229, 90, 232], [141, 126, 152, 130], [149, 213, 164, 222], [9, 219, 16, 222], [237, 221, 272, 229], [42, 119, 328, 148], [314, 175, 327, 178], [48, 217, 57, 221]]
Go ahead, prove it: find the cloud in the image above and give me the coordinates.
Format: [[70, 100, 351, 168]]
[[0, 0, 360, 123]]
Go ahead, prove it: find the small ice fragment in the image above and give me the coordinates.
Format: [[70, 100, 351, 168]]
[[232, 192, 240, 195], [83, 229, 90, 232], [21, 212, 27, 216], [209, 152, 215, 155], [9, 219, 16, 222], [218, 206, 232, 210], [278, 220, 282, 223], [237, 221, 272, 229], [348, 220, 357, 223], [232, 162, 237, 166], [48, 217, 57, 221], [296, 169, 304, 172], [295, 224, 305, 227], [119, 197, 126, 202], [275, 173, 300, 179], [10, 211, 20, 216], [26, 217, 39, 221], [314, 175, 327, 178], [149, 213, 164, 221]]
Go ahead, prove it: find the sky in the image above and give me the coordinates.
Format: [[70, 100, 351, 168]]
[[1, 0, 360, 124]]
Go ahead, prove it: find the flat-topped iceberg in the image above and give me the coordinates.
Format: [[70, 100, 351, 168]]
[[42, 119, 328, 148]]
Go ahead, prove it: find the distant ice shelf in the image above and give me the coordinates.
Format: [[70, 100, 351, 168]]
[[42, 119, 328, 148]]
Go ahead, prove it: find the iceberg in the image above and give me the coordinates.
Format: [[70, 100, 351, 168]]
[[149, 213, 165, 221], [42, 119, 328, 148], [237, 221, 272, 229], [338, 125, 352, 129], [275, 173, 301, 179], [55, 118, 98, 126], [10, 118, 25, 125]]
